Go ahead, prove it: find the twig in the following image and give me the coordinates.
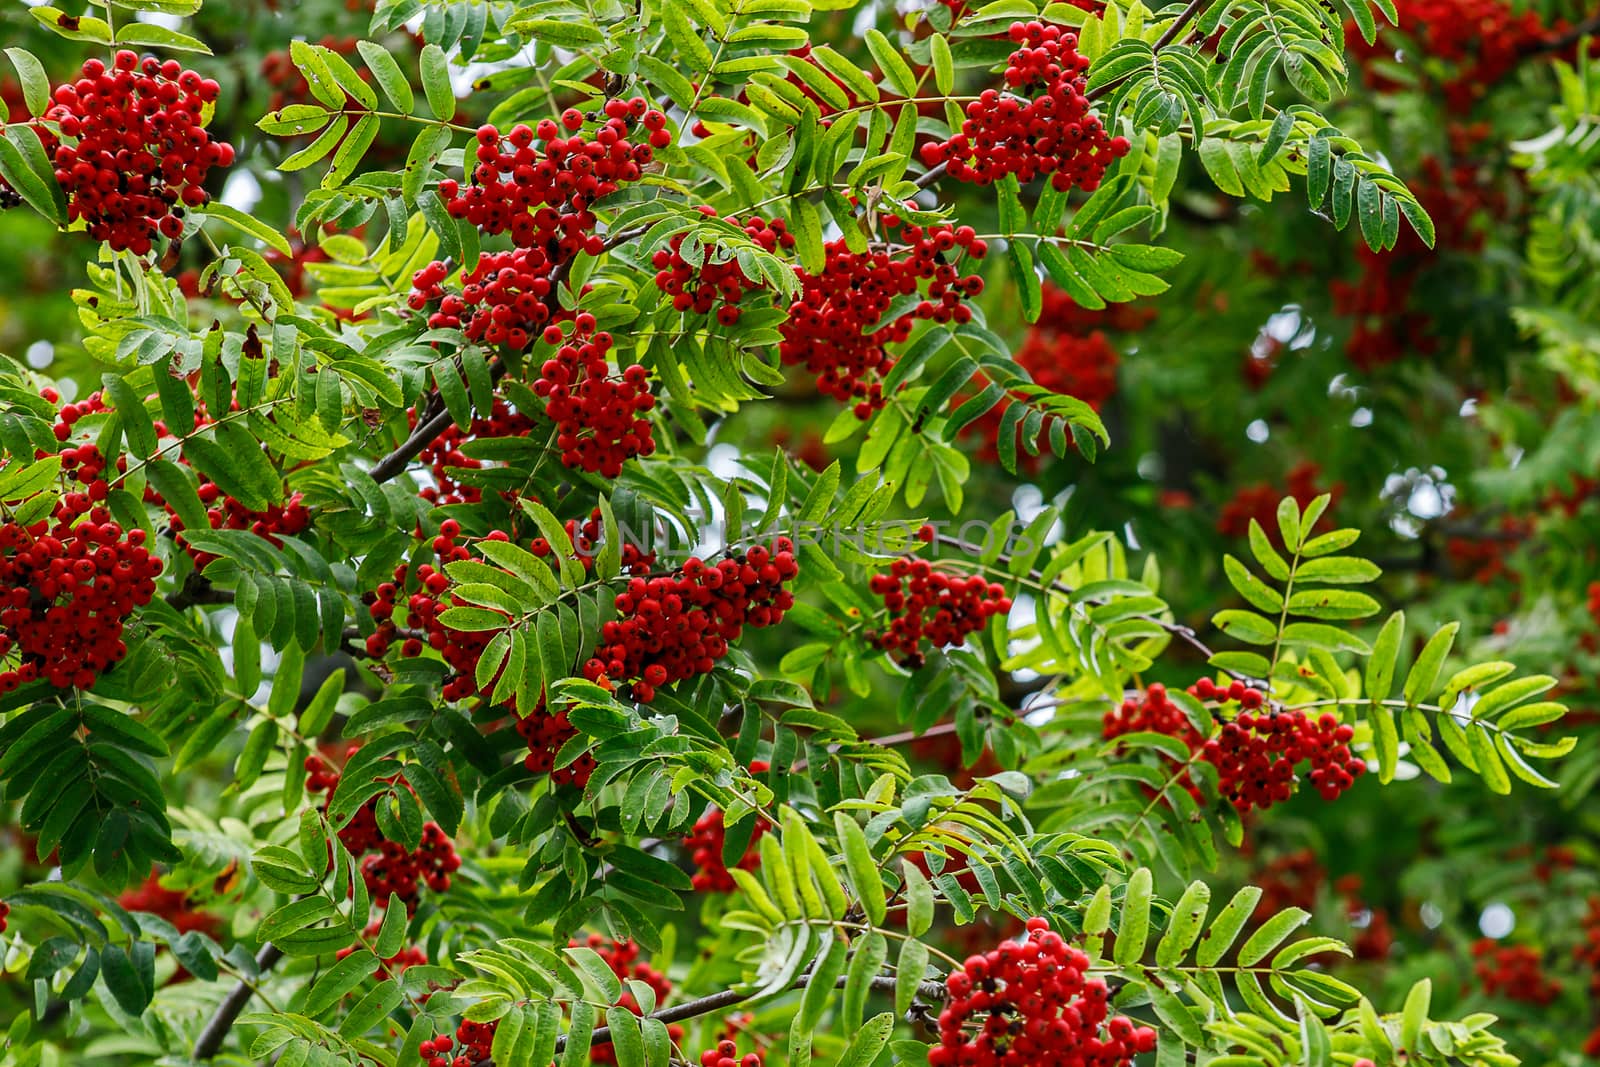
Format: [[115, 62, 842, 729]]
[[551, 973, 946, 1054], [1085, 0, 1213, 103], [193, 942, 285, 1059]]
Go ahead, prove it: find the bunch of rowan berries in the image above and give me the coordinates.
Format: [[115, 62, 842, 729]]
[[365, 521, 497, 703], [118, 870, 222, 939], [0, 900, 10, 934], [867, 558, 1012, 669], [930, 916, 1157, 1067], [409, 248, 556, 350], [652, 208, 795, 324], [514, 700, 596, 788], [303, 754, 461, 913], [584, 540, 799, 702], [44, 52, 232, 254], [533, 317, 657, 477], [0, 473, 163, 693], [682, 761, 772, 891], [700, 1041, 763, 1067], [1191, 677, 1366, 810], [1102, 682, 1202, 749], [420, 1019, 496, 1067], [441, 102, 668, 248], [412, 398, 536, 506], [780, 217, 986, 417], [1473, 939, 1562, 1004], [920, 22, 1129, 191]]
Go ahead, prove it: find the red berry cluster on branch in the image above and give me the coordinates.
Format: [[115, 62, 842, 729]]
[[304, 754, 462, 914], [0, 900, 11, 934], [931, 917, 1157, 1067], [1472, 939, 1561, 1004], [700, 1041, 763, 1067], [0, 469, 163, 693], [781, 217, 986, 417], [585, 540, 799, 702], [920, 22, 1129, 191], [533, 317, 657, 477], [420, 1019, 496, 1067], [1191, 677, 1365, 810], [366, 521, 494, 702], [867, 558, 1012, 669], [514, 700, 594, 788], [1104, 680, 1365, 812], [652, 208, 794, 324], [682, 761, 772, 891], [44, 52, 232, 254]]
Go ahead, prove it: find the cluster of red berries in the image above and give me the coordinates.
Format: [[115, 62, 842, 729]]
[[931, 917, 1157, 1067], [1103, 682, 1203, 751], [781, 217, 986, 417], [1445, 512, 1532, 586], [700, 1042, 763, 1067], [514, 700, 594, 788], [1216, 462, 1338, 544], [412, 399, 536, 506], [652, 208, 794, 324], [409, 249, 558, 350], [0, 468, 163, 694], [365, 521, 498, 703], [51, 386, 308, 571], [304, 754, 462, 914], [584, 540, 797, 702], [1250, 848, 1323, 921], [533, 318, 657, 477], [1104, 680, 1365, 812], [419, 1019, 496, 1067], [921, 22, 1128, 191], [444, 104, 668, 246], [1191, 677, 1366, 810], [1584, 898, 1600, 1056], [682, 761, 772, 891], [1472, 939, 1561, 1004], [42, 52, 231, 254], [0, 900, 9, 934], [867, 558, 1012, 669]]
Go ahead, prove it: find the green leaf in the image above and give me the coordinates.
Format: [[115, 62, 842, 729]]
[[1237, 906, 1309, 966], [358, 40, 415, 113], [420, 44, 455, 121], [863, 30, 917, 98], [115, 22, 212, 53], [1114, 867, 1153, 965]]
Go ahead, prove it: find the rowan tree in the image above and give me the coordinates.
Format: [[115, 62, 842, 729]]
[[1, 0, 1598, 1064]]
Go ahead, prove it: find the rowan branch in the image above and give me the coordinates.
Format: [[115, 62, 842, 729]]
[[193, 942, 285, 1059]]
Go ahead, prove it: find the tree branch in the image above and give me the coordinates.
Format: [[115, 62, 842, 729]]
[[193, 942, 285, 1059], [550, 973, 947, 1055], [1085, 0, 1213, 103]]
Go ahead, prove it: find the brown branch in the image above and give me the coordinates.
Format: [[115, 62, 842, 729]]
[[1085, 0, 1214, 103], [193, 942, 285, 1059], [551, 973, 946, 1055]]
